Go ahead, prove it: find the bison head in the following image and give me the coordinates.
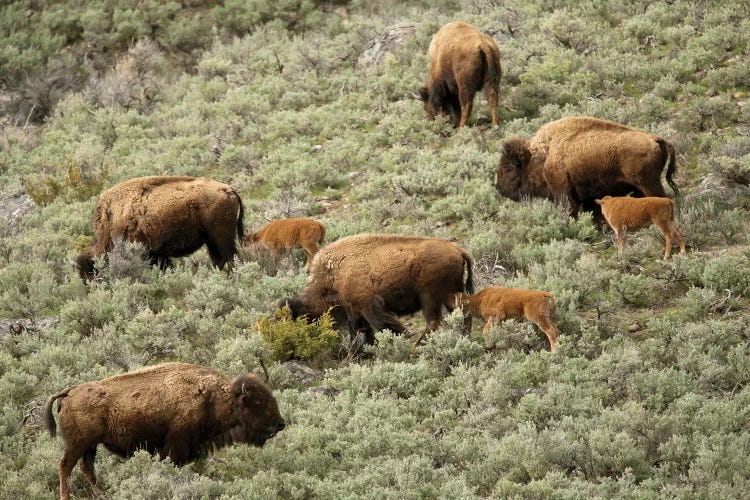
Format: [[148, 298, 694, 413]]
[[277, 297, 308, 320], [72, 250, 97, 282], [418, 81, 460, 126], [229, 374, 285, 447], [495, 138, 537, 200]]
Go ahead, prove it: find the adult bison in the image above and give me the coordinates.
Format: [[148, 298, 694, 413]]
[[45, 362, 285, 500], [279, 233, 474, 346], [495, 117, 678, 218], [73, 176, 244, 280], [418, 21, 502, 128]]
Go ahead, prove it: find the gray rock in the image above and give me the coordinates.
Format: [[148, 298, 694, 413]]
[[282, 360, 322, 385], [0, 190, 35, 233], [357, 25, 416, 69], [0, 317, 60, 340], [691, 172, 750, 207]]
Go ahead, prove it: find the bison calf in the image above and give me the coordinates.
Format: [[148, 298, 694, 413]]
[[74, 176, 244, 281], [246, 218, 326, 272], [455, 287, 559, 352], [595, 195, 686, 258], [418, 21, 502, 128], [45, 362, 285, 500]]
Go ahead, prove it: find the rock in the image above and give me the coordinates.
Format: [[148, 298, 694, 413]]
[[0, 189, 35, 233], [0, 317, 60, 340], [357, 25, 416, 69], [282, 360, 321, 385], [691, 172, 750, 207], [305, 385, 340, 399]]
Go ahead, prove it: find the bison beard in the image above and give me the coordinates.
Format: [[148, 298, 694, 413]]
[[45, 363, 284, 500]]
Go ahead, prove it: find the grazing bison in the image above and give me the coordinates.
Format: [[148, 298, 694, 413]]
[[418, 21, 502, 128], [73, 176, 244, 280], [45, 362, 285, 500], [246, 218, 326, 272], [279, 233, 474, 346], [455, 287, 559, 352], [595, 195, 686, 258], [495, 116, 678, 218]]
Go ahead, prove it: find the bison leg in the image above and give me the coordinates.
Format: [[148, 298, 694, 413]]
[[361, 298, 405, 336], [653, 219, 676, 259], [80, 447, 102, 495], [532, 316, 559, 352], [457, 92, 474, 128], [59, 447, 82, 500], [615, 229, 627, 253], [301, 242, 319, 273], [482, 318, 497, 350], [485, 85, 499, 127], [671, 222, 686, 255]]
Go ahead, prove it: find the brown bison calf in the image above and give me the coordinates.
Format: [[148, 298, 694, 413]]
[[455, 287, 559, 352], [73, 176, 244, 281], [595, 195, 686, 258], [246, 218, 326, 272], [45, 362, 285, 500], [418, 21, 502, 128], [280, 233, 474, 346]]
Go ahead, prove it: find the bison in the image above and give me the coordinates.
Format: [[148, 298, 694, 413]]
[[495, 116, 678, 219], [595, 195, 686, 258], [418, 21, 502, 128], [45, 362, 285, 500], [279, 233, 474, 346], [246, 218, 326, 272], [455, 287, 559, 352], [73, 176, 244, 281]]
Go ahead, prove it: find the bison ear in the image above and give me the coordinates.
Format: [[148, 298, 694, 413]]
[[501, 139, 531, 170]]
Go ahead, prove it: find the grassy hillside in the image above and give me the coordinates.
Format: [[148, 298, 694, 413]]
[[2, 0, 750, 497]]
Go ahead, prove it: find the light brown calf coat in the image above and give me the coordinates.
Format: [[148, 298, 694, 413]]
[[455, 287, 559, 352], [246, 218, 326, 272], [595, 195, 685, 258]]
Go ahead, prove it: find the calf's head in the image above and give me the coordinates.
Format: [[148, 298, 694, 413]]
[[229, 374, 285, 447]]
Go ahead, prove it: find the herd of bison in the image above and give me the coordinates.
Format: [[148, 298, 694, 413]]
[[46, 21, 691, 499]]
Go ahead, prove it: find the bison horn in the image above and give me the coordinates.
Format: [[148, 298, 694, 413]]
[[70, 260, 80, 270]]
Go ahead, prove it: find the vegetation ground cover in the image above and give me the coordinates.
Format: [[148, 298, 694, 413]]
[[1, 0, 750, 497]]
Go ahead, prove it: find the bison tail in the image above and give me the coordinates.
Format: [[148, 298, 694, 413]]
[[462, 250, 475, 295], [44, 388, 71, 438], [235, 191, 245, 243], [481, 45, 502, 86], [658, 139, 679, 198]]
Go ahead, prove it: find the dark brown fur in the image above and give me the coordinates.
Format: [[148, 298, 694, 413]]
[[45, 362, 284, 500], [418, 22, 502, 128], [495, 117, 678, 218], [73, 176, 245, 281], [279, 233, 474, 345], [246, 218, 326, 272]]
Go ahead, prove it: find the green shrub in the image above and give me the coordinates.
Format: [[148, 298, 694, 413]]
[[255, 308, 341, 364]]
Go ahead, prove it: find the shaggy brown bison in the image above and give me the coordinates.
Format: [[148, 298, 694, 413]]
[[455, 287, 559, 352], [418, 21, 502, 128], [279, 233, 474, 345], [495, 117, 678, 218], [73, 176, 244, 280], [596, 195, 686, 258], [246, 218, 326, 272], [45, 362, 285, 500]]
